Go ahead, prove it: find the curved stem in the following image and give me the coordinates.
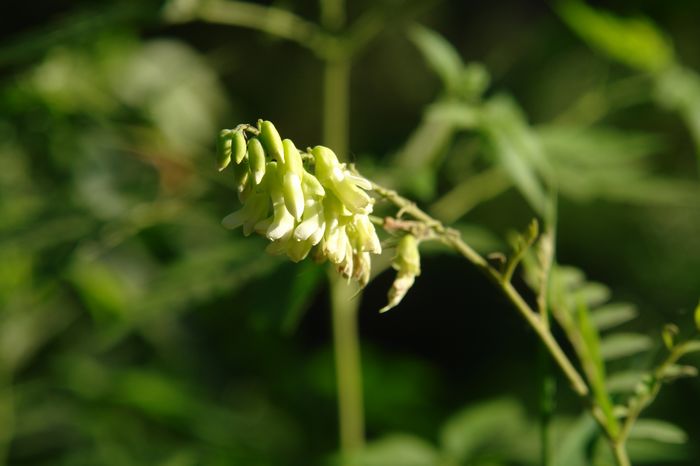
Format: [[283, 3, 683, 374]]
[[370, 181, 590, 398]]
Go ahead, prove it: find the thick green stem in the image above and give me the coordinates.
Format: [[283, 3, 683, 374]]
[[0, 373, 13, 466], [321, 0, 364, 457], [612, 441, 631, 466], [323, 59, 350, 159], [330, 275, 365, 454], [538, 350, 555, 466]]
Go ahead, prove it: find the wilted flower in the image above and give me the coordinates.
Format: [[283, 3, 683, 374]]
[[380, 234, 421, 312], [218, 120, 381, 285]]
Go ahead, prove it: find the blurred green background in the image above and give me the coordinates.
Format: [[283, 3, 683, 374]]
[[1, 1, 699, 465]]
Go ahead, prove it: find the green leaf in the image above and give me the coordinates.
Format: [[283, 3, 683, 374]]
[[537, 126, 663, 166], [426, 101, 481, 130], [606, 371, 647, 394], [678, 340, 700, 356], [551, 415, 599, 466], [451, 223, 504, 253], [662, 324, 679, 350], [695, 301, 700, 332], [655, 67, 700, 173], [590, 304, 638, 331], [347, 434, 439, 466], [557, 0, 673, 71], [482, 97, 549, 215], [629, 419, 687, 444], [440, 398, 529, 462], [599, 333, 653, 360], [67, 258, 131, 321], [660, 364, 698, 381], [555, 266, 586, 290], [535, 125, 700, 205], [576, 302, 618, 435], [572, 282, 610, 308], [280, 260, 325, 334], [430, 168, 511, 224], [392, 100, 478, 198], [628, 437, 689, 463], [409, 25, 464, 94], [136, 241, 280, 317], [113, 369, 197, 422]]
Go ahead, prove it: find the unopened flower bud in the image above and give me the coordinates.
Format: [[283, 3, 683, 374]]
[[258, 120, 284, 163], [282, 139, 304, 176], [247, 138, 266, 184], [395, 234, 421, 276], [231, 130, 247, 165], [217, 129, 233, 171]]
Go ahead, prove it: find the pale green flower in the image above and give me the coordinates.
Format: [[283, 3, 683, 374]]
[[218, 121, 381, 286]]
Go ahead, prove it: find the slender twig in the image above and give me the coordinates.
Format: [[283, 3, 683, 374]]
[[618, 342, 692, 443], [367, 180, 641, 441], [369, 181, 591, 398]]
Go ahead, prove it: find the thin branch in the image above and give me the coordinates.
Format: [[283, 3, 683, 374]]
[[617, 341, 695, 444], [369, 180, 591, 398]]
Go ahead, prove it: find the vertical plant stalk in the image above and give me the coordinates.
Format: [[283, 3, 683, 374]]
[[538, 348, 556, 466], [0, 373, 13, 466], [612, 443, 631, 466], [321, 0, 365, 455], [538, 203, 557, 466], [323, 60, 350, 160], [330, 274, 365, 453]]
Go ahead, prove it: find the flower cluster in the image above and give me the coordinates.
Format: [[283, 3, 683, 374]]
[[217, 120, 381, 286]]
